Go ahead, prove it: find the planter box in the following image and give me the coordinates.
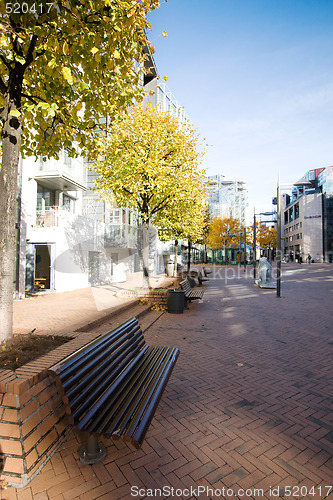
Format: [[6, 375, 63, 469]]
[[118, 289, 168, 306]]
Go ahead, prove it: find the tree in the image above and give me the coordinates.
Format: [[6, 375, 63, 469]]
[[93, 104, 204, 288], [206, 216, 241, 263], [157, 182, 208, 276], [248, 222, 277, 259], [257, 223, 277, 258], [0, 0, 160, 341]]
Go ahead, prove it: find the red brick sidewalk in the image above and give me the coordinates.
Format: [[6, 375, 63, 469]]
[[13, 274, 175, 336], [4, 264, 333, 499]]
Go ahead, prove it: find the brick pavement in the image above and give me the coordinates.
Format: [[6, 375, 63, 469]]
[[13, 274, 175, 336], [4, 263, 333, 499]]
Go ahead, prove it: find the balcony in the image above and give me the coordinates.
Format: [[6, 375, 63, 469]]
[[34, 208, 75, 228], [35, 153, 87, 191]]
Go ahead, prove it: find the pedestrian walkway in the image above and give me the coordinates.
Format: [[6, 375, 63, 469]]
[[4, 264, 333, 499], [13, 274, 175, 336]]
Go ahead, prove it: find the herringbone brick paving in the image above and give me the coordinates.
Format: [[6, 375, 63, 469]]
[[4, 264, 333, 499]]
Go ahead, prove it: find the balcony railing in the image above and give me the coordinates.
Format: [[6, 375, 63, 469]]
[[35, 154, 87, 191], [34, 208, 75, 228]]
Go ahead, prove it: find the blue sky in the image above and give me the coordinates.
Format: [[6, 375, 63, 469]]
[[148, 0, 333, 218]]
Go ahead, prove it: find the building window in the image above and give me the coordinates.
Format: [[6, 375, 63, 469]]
[[62, 194, 75, 212], [37, 184, 55, 210], [295, 203, 299, 219], [289, 208, 294, 222], [284, 211, 288, 224], [109, 209, 120, 224]]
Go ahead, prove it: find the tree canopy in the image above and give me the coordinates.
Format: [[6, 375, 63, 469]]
[[93, 103, 205, 223], [206, 216, 241, 250], [248, 222, 277, 249]]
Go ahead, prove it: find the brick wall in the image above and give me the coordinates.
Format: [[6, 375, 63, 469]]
[[0, 331, 100, 488], [0, 370, 71, 487]]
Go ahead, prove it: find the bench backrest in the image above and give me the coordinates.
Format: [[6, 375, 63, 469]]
[[48, 317, 146, 425], [180, 280, 192, 293]]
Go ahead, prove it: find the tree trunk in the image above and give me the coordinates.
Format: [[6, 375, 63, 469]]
[[141, 220, 150, 289], [187, 240, 191, 272], [0, 93, 22, 342], [173, 239, 178, 277]]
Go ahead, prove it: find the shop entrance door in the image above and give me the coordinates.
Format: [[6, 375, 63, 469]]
[[34, 244, 52, 290]]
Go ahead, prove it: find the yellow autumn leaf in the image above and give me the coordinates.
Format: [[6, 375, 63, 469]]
[[62, 66, 73, 84], [162, 31, 167, 37], [91, 47, 99, 55]]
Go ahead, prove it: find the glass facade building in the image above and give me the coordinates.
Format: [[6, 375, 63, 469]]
[[206, 174, 248, 226]]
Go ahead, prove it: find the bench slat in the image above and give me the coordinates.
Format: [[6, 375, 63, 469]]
[[95, 347, 175, 443], [52, 318, 140, 378], [180, 280, 204, 301], [73, 345, 149, 427], [66, 333, 145, 406], [131, 348, 179, 447], [81, 345, 162, 434]]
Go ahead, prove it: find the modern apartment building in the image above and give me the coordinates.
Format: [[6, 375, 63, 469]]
[[281, 166, 333, 263], [206, 174, 248, 226]]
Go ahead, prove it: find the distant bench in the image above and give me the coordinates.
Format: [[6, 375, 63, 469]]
[[197, 271, 209, 286], [203, 267, 212, 277], [48, 317, 179, 464], [180, 279, 204, 303]]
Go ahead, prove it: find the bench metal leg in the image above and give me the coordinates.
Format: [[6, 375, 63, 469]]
[[78, 435, 106, 465]]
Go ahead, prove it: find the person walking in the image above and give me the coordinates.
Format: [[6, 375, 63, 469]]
[[307, 254, 312, 264]]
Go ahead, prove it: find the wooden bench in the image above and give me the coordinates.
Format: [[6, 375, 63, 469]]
[[203, 267, 212, 277], [48, 317, 179, 464], [197, 271, 209, 286], [180, 279, 204, 303]]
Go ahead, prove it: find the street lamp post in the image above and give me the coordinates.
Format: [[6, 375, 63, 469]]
[[276, 181, 282, 297], [239, 227, 247, 272], [253, 211, 257, 280], [243, 226, 247, 272]]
